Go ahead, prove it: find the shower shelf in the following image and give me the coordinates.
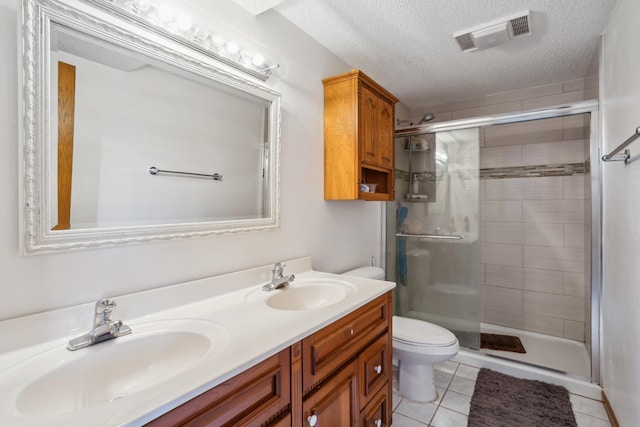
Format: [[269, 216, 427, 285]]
[[360, 191, 389, 201], [401, 198, 430, 203]]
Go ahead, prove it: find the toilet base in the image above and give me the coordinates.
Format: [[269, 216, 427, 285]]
[[398, 360, 438, 402]]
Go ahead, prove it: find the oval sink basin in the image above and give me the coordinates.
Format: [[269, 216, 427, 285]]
[[8, 319, 229, 416], [247, 278, 357, 311]]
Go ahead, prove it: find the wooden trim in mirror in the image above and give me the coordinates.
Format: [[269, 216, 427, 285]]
[[53, 61, 75, 231]]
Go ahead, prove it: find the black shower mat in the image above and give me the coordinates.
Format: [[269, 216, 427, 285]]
[[481, 333, 526, 353]]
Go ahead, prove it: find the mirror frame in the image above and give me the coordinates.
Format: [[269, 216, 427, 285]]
[[19, 0, 282, 254]]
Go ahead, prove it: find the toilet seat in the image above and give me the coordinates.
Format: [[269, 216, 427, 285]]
[[393, 316, 457, 347]]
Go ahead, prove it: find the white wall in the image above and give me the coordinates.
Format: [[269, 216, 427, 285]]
[[0, 0, 382, 320], [601, 0, 640, 424]]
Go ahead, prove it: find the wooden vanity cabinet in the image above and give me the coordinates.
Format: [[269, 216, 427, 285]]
[[323, 70, 398, 201], [146, 292, 392, 427]]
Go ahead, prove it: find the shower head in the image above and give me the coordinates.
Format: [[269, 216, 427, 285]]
[[418, 113, 435, 124]]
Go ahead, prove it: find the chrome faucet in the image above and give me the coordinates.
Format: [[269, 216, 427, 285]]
[[67, 299, 132, 351], [262, 262, 295, 291]]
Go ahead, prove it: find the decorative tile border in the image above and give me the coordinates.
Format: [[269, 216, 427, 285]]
[[396, 162, 587, 182], [481, 162, 586, 180]]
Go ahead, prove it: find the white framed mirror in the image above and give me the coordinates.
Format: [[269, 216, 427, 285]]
[[19, 0, 282, 254]]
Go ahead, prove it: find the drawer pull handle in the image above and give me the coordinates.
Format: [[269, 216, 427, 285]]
[[307, 414, 318, 426], [374, 419, 382, 427], [350, 327, 354, 335], [374, 364, 382, 374]]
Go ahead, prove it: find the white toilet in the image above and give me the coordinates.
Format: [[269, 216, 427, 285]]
[[342, 266, 460, 402]]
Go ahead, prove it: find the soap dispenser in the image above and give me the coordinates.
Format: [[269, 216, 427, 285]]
[[412, 174, 420, 194]]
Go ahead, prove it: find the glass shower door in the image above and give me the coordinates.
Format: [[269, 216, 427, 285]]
[[387, 128, 481, 349]]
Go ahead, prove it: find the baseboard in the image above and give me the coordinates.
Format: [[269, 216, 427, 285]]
[[602, 391, 620, 427]]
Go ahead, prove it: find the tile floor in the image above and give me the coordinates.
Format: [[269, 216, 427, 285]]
[[391, 361, 612, 427]]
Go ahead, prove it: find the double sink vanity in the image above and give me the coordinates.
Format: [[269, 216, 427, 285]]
[[0, 257, 395, 426]]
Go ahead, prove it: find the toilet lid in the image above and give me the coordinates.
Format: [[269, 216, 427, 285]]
[[393, 316, 458, 347]]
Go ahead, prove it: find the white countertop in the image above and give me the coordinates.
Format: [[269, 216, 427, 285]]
[[0, 257, 395, 426]]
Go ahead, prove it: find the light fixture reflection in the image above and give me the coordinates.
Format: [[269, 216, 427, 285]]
[[108, 0, 278, 79], [155, 4, 173, 23], [252, 54, 265, 67], [131, 0, 151, 13], [225, 40, 240, 55], [176, 14, 192, 32]]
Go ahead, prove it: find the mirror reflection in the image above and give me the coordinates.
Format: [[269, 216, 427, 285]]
[[50, 24, 272, 230], [20, 0, 282, 253]]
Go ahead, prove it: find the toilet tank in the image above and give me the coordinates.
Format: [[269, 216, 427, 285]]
[[341, 266, 385, 280]]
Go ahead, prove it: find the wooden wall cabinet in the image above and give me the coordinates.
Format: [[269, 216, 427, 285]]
[[323, 70, 399, 201], [147, 292, 392, 427]]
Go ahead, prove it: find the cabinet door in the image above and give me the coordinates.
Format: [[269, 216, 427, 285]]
[[360, 387, 390, 427], [360, 83, 379, 167], [376, 97, 394, 170], [360, 84, 394, 170], [359, 333, 390, 407], [302, 360, 358, 427], [269, 413, 291, 427]]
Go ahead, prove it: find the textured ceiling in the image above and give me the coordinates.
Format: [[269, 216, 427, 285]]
[[266, 0, 616, 110]]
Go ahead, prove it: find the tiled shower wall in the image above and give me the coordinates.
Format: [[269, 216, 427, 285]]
[[479, 115, 588, 341], [412, 79, 590, 342]]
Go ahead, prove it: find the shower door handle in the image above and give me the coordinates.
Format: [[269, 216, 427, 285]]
[[396, 233, 464, 240]]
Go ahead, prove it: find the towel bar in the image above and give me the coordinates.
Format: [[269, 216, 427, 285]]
[[149, 166, 222, 180], [396, 233, 464, 240], [602, 126, 640, 165]]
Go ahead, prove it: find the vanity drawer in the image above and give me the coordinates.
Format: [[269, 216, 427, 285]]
[[359, 333, 391, 406], [146, 348, 290, 427], [302, 294, 389, 392], [360, 386, 390, 427]]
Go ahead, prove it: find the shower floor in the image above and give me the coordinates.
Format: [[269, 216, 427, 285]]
[[399, 311, 591, 378], [480, 323, 591, 378]]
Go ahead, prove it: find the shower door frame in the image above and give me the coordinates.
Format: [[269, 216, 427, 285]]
[[388, 99, 602, 384]]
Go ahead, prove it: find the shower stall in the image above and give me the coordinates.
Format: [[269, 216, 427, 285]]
[[386, 101, 601, 383]]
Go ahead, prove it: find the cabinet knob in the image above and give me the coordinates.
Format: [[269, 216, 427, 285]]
[[307, 414, 318, 426], [374, 419, 382, 427], [374, 364, 382, 374]]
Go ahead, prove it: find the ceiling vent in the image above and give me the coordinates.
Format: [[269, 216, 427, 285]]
[[454, 10, 531, 52]]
